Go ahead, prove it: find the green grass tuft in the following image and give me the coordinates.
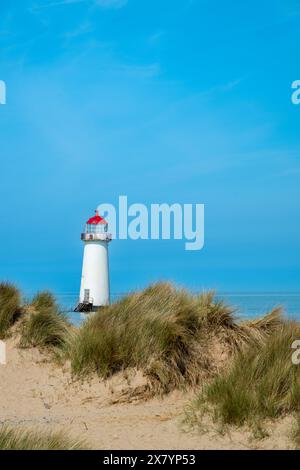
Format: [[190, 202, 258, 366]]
[[31, 291, 57, 310], [186, 321, 300, 429], [70, 283, 209, 392], [0, 425, 87, 450], [0, 282, 21, 339], [20, 290, 71, 352]]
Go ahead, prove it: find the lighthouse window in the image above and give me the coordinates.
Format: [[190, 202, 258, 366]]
[[86, 224, 107, 234]]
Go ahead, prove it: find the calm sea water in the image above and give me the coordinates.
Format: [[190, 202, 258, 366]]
[[58, 292, 300, 327]]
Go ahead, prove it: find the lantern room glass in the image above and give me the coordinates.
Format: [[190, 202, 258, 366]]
[[85, 224, 108, 234]]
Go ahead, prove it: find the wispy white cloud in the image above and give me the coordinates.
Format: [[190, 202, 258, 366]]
[[63, 20, 93, 40], [95, 0, 127, 7], [216, 78, 244, 92], [31, 0, 127, 11], [192, 77, 245, 99], [109, 62, 161, 78], [30, 0, 84, 10], [148, 30, 165, 46]]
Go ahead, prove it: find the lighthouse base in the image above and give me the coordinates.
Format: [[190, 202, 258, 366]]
[[74, 301, 94, 313]]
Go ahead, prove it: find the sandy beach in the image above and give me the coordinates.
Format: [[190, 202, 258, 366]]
[[0, 337, 294, 450]]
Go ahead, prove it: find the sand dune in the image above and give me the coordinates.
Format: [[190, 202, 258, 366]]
[[0, 337, 293, 450]]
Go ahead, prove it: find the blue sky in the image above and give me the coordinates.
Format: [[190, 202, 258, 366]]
[[0, 0, 300, 295]]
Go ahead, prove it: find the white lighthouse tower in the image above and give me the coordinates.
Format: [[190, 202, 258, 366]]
[[76, 210, 112, 312]]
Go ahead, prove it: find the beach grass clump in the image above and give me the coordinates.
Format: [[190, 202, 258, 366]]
[[20, 291, 71, 352], [195, 291, 236, 329], [70, 282, 282, 394], [0, 282, 21, 339], [31, 291, 57, 311], [186, 321, 300, 429], [70, 283, 210, 392], [0, 425, 87, 450], [194, 291, 282, 350]]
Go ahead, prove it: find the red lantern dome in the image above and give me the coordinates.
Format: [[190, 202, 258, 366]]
[[86, 210, 107, 225]]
